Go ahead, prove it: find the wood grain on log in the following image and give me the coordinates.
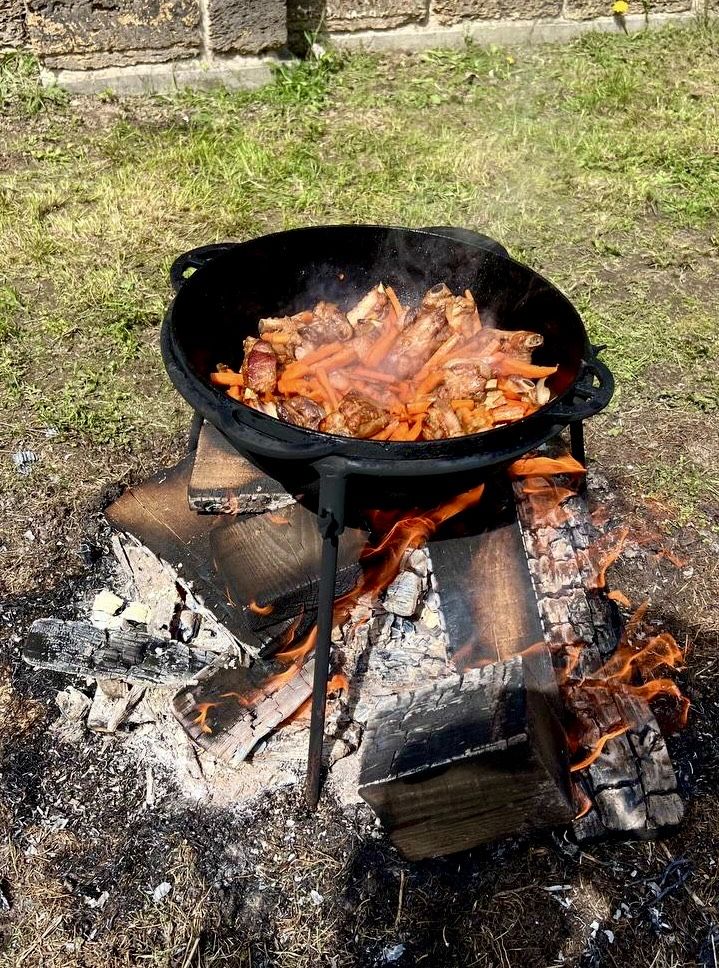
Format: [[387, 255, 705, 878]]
[[430, 481, 543, 668], [189, 422, 295, 515], [512, 467, 683, 839], [24, 618, 216, 686], [358, 646, 574, 860]]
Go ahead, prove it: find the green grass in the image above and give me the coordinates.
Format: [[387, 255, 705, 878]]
[[0, 22, 718, 533]]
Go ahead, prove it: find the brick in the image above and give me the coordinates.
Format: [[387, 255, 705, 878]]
[[289, 0, 426, 37], [433, 0, 561, 22], [565, 0, 691, 16], [0, 0, 26, 47], [24, 0, 201, 70], [207, 0, 286, 54]]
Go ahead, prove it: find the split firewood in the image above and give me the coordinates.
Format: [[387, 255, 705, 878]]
[[188, 421, 295, 514], [359, 646, 574, 861], [512, 458, 684, 839], [24, 619, 217, 686]]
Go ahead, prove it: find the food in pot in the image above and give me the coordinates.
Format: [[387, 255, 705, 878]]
[[210, 283, 557, 441]]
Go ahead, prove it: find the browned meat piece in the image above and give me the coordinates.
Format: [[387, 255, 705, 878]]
[[319, 390, 390, 439], [445, 290, 481, 338], [423, 401, 464, 439], [421, 283, 454, 312], [347, 286, 392, 326], [298, 301, 353, 346], [495, 330, 543, 361], [442, 361, 489, 400], [242, 339, 277, 394], [350, 319, 383, 357], [383, 308, 449, 380], [277, 395, 325, 430]]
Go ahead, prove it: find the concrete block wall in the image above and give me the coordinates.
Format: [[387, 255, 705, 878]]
[[0, 0, 711, 93]]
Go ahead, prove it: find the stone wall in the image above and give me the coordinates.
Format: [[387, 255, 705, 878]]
[[0, 0, 710, 93]]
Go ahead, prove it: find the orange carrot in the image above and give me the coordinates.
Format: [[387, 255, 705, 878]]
[[405, 418, 424, 441], [227, 385, 243, 401], [323, 346, 357, 372], [316, 366, 339, 411], [384, 285, 404, 321], [391, 423, 411, 441], [283, 341, 344, 378], [211, 370, 244, 386], [413, 334, 462, 384], [261, 332, 293, 345], [372, 420, 400, 441], [417, 372, 445, 396], [406, 400, 431, 415], [365, 323, 399, 367], [450, 398, 475, 410], [492, 358, 558, 379], [353, 366, 398, 385]]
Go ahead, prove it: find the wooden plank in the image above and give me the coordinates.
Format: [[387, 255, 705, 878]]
[[188, 422, 295, 515], [358, 646, 574, 860], [23, 618, 216, 686], [429, 480, 543, 669], [105, 457, 366, 659], [512, 457, 684, 839]]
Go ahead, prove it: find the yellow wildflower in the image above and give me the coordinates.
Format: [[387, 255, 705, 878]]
[[612, 0, 629, 13]]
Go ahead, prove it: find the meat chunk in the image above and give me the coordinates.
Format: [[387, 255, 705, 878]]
[[277, 395, 325, 430], [423, 401, 464, 439], [458, 406, 494, 435], [421, 283, 454, 312], [442, 361, 489, 400], [242, 338, 277, 394], [383, 308, 449, 380], [347, 286, 392, 327], [320, 390, 390, 439], [445, 290, 481, 338], [492, 329, 544, 362], [298, 301, 353, 347]]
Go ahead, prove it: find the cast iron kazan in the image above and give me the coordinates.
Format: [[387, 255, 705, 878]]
[[161, 224, 614, 807]]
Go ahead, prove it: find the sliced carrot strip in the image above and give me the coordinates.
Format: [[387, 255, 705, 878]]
[[283, 341, 344, 378], [413, 334, 462, 384], [353, 366, 398, 385], [417, 372, 445, 396], [227, 385, 243, 400], [492, 358, 558, 379], [405, 418, 424, 441], [450, 398, 475, 409], [211, 370, 244, 386], [316, 366, 339, 411], [372, 419, 400, 441], [384, 285, 404, 321], [406, 400, 430, 415], [261, 332, 293, 345], [365, 323, 399, 367], [323, 346, 357, 372]]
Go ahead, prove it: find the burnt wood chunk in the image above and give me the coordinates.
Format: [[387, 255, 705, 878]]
[[430, 481, 543, 668], [358, 646, 574, 861], [23, 619, 215, 686], [173, 652, 314, 767], [105, 457, 366, 659], [511, 452, 683, 839], [188, 422, 295, 514]]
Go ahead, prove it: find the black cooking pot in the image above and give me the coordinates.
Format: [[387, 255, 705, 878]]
[[161, 225, 612, 525]]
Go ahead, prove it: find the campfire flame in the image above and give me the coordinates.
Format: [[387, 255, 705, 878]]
[[193, 484, 486, 738]]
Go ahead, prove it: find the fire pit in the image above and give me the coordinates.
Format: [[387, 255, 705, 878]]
[[160, 225, 614, 807], [24, 225, 687, 860]]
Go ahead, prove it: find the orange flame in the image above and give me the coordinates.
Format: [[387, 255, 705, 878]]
[[509, 455, 585, 478], [248, 600, 274, 616]]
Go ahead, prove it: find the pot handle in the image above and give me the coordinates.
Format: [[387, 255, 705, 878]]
[[420, 226, 510, 259], [543, 349, 615, 423], [170, 242, 240, 293]]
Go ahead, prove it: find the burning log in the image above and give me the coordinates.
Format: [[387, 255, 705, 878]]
[[172, 652, 316, 768], [511, 455, 684, 839], [23, 619, 216, 686], [105, 456, 366, 659], [358, 645, 574, 861], [188, 422, 295, 515]]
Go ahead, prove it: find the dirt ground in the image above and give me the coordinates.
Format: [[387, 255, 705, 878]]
[[2, 22, 719, 968]]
